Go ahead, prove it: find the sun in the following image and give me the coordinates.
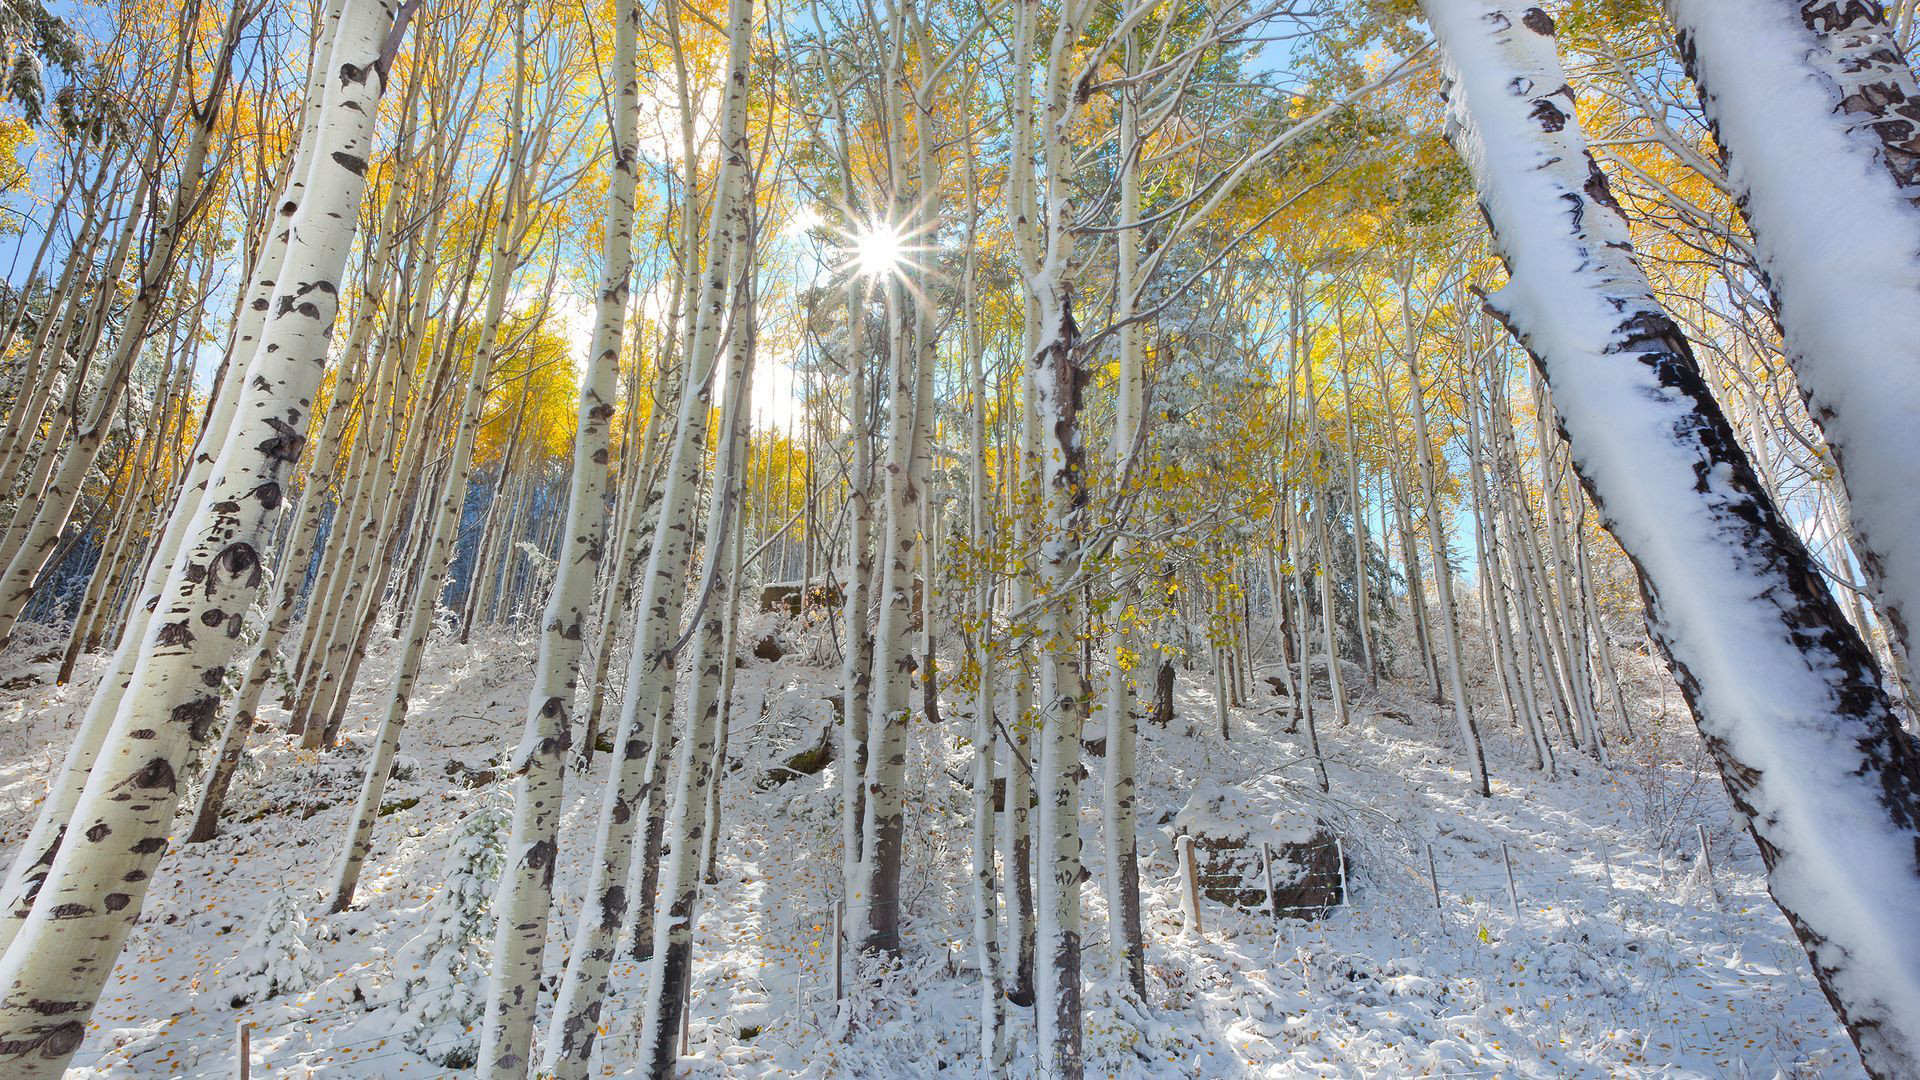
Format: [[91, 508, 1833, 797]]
[[850, 222, 905, 278]]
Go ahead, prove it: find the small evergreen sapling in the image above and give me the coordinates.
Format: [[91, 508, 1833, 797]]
[[390, 792, 509, 1068], [225, 891, 320, 1007]]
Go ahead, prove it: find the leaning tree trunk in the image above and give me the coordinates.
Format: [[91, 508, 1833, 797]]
[[328, 41, 530, 912], [837, 271, 875, 905], [474, 0, 637, 1068], [185, 87, 418, 843], [0, 78, 220, 642], [1403, 319, 1490, 795], [1664, 0, 1920, 667], [1426, 5, 1920, 1076], [0, 2, 410, 1072], [539, 0, 753, 1063], [0, 0, 272, 946]]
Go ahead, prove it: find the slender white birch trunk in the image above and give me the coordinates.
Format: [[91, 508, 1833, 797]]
[[1101, 52, 1148, 1001], [635, 248, 755, 1079], [329, 34, 530, 912], [540, 0, 753, 1062], [187, 89, 417, 842]]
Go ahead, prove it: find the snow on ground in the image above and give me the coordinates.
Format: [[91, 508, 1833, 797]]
[[0, 614, 1861, 1078]]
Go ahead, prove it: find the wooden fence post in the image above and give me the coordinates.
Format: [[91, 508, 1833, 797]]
[[1501, 842, 1519, 919], [1334, 837, 1348, 908], [680, 970, 692, 1056], [1425, 842, 1444, 935], [1696, 823, 1719, 909], [1178, 833, 1204, 936], [832, 901, 844, 1001], [1261, 843, 1278, 923], [236, 1020, 252, 1080]]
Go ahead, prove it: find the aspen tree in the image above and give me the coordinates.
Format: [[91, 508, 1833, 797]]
[[0, 0, 417, 1069], [475, 0, 638, 1065], [1665, 0, 1920, 663], [856, 0, 930, 952], [1101, 33, 1148, 1000], [541, 0, 754, 1063], [1029, 3, 1098, 1072], [0, 0, 347, 951], [329, 8, 536, 913], [186, 77, 423, 843], [1428, 4, 1920, 1073], [636, 219, 756, 1079], [1401, 281, 1489, 796]]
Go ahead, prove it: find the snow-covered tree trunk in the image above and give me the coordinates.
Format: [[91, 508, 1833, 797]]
[[699, 496, 747, 885], [1402, 308, 1489, 796], [1427, 5, 1920, 1075], [838, 270, 874, 904], [999, 0, 1043, 1012], [1101, 54, 1148, 1001], [474, 0, 638, 1068], [957, 135, 1007, 1073], [0, 2, 410, 1070], [1027, 5, 1096, 1072], [577, 339, 674, 768], [857, 3, 938, 956], [1664, 0, 1920, 666], [540, 0, 753, 1063]]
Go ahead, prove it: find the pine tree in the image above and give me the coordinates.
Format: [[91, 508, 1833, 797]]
[[387, 793, 508, 1069], [223, 891, 320, 1008]]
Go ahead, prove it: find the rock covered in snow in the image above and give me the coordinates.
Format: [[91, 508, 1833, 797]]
[[1170, 780, 1345, 914], [1171, 780, 1321, 850]]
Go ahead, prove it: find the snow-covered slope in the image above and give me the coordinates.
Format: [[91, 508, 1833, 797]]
[[0, 618, 1858, 1078]]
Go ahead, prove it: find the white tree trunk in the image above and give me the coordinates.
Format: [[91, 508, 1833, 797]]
[[540, 0, 753, 1062], [329, 36, 531, 912], [1666, 0, 1920, 663], [0, 2, 406, 1070], [475, 0, 638, 1068], [634, 248, 755, 1079], [1428, 5, 1920, 1075]]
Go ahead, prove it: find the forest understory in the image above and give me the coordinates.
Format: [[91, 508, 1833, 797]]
[[1, 612, 1859, 1078]]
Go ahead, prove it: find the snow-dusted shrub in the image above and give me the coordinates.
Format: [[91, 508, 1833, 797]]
[[387, 791, 509, 1067], [225, 891, 320, 1007]]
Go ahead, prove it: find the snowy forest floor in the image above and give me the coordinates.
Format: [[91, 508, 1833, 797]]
[[0, 613, 1863, 1078]]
